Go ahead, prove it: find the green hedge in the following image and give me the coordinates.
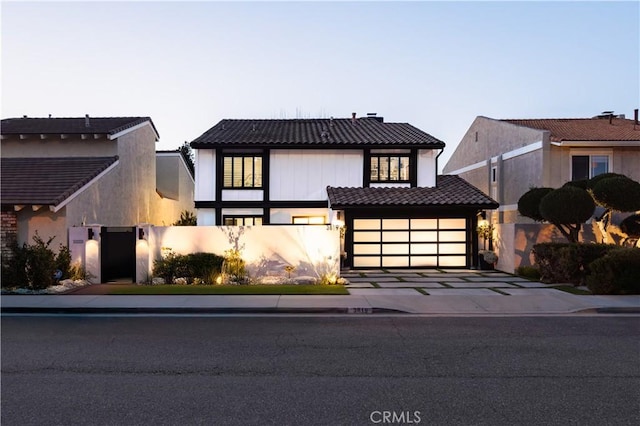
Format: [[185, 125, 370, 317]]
[[153, 252, 224, 284], [532, 243, 617, 285], [586, 248, 640, 295]]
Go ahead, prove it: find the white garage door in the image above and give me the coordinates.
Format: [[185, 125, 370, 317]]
[[352, 218, 468, 268]]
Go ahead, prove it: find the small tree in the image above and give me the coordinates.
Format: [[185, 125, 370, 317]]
[[589, 175, 640, 244], [172, 210, 197, 226], [538, 186, 595, 243], [179, 141, 195, 177], [517, 187, 554, 222]]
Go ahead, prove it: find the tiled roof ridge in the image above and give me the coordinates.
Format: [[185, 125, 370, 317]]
[[192, 117, 445, 147], [1, 116, 155, 136], [501, 117, 633, 122]]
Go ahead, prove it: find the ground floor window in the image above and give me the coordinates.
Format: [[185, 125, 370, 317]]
[[223, 216, 263, 226], [292, 216, 326, 225], [571, 155, 609, 180]]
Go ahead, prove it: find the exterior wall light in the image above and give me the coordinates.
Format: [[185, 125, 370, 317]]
[[138, 228, 145, 240], [88, 228, 95, 240]]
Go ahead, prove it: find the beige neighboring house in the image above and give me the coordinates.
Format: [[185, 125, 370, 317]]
[[443, 111, 640, 271], [155, 149, 195, 225], [1, 116, 195, 258]]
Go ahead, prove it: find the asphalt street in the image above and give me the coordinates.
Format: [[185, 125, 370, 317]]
[[2, 315, 639, 425]]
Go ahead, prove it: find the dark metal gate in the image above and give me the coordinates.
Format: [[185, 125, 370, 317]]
[[101, 227, 136, 283]]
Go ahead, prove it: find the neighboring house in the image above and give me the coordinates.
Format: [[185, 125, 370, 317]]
[[191, 113, 497, 269], [156, 149, 195, 225], [442, 111, 640, 271], [1, 116, 195, 257]]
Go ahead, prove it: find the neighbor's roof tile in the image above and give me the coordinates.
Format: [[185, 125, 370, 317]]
[[327, 175, 498, 208], [1, 156, 119, 206], [501, 118, 640, 142]]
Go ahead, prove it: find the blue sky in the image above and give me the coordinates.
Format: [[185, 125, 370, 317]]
[[2, 1, 638, 169]]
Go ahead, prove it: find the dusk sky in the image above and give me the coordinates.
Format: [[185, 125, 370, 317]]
[[2, 1, 638, 170]]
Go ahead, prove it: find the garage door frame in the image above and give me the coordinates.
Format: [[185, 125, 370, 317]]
[[344, 208, 479, 269]]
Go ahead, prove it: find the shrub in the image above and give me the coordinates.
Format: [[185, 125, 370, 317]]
[[532, 242, 616, 285], [55, 244, 72, 279], [221, 249, 247, 284], [515, 265, 541, 281], [152, 252, 224, 284], [586, 248, 640, 295], [1, 234, 71, 290]]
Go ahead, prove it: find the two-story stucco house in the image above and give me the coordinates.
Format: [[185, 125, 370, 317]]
[[191, 113, 497, 269], [442, 111, 640, 272], [443, 112, 640, 224], [1, 116, 195, 262]]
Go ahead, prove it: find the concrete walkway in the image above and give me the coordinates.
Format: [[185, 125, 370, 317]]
[[2, 270, 639, 315]]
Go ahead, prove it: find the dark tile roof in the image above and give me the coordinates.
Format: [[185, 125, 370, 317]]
[[1, 156, 118, 206], [191, 117, 445, 148], [1, 116, 159, 138], [501, 118, 640, 142], [327, 175, 498, 209]]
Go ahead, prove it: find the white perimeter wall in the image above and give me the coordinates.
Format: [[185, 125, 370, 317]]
[[147, 225, 340, 280], [270, 149, 362, 200]]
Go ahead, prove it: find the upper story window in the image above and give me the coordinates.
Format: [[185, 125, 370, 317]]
[[223, 155, 263, 188], [370, 155, 410, 182], [571, 155, 609, 181]]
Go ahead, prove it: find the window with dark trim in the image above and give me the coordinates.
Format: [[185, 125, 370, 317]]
[[571, 155, 609, 181], [370, 155, 410, 182], [223, 155, 263, 188], [223, 216, 263, 226], [292, 216, 326, 225]]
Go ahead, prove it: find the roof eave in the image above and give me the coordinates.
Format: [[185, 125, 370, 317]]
[[190, 142, 445, 150], [550, 140, 639, 147]]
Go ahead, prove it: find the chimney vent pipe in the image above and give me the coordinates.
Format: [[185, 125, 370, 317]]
[[85, 114, 90, 128], [634, 109, 638, 125]]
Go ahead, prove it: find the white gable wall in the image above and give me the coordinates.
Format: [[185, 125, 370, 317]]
[[417, 149, 437, 187], [270, 149, 363, 200], [194, 149, 215, 201]]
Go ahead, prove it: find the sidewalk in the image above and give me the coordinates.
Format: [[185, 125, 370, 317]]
[[2, 270, 639, 315]]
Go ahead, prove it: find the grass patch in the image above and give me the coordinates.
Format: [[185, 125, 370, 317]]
[[551, 285, 592, 295], [370, 282, 381, 288], [490, 288, 510, 295], [108, 285, 349, 295]]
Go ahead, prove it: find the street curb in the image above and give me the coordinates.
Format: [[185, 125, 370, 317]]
[[593, 307, 640, 314], [0, 307, 404, 315]]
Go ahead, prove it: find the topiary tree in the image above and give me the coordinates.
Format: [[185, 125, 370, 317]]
[[539, 186, 595, 243], [589, 174, 640, 245], [620, 214, 640, 239], [517, 187, 554, 222]]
